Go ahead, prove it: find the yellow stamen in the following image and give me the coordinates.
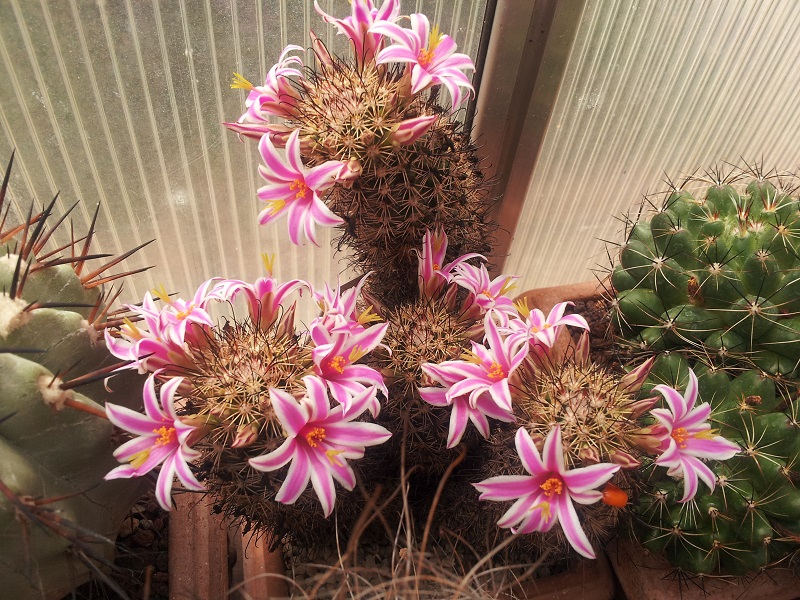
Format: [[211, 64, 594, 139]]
[[261, 253, 276, 276], [328, 356, 347, 374], [695, 429, 719, 440], [529, 500, 552, 520], [231, 72, 255, 91], [348, 345, 366, 363], [481, 289, 494, 298], [265, 199, 286, 215], [487, 362, 506, 381], [671, 427, 689, 449], [326, 448, 344, 466], [357, 305, 382, 325], [305, 426, 326, 447], [499, 277, 517, 296], [175, 304, 195, 321], [417, 24, 443, 68], [460, 349, 482, 364], [530, 323, 552, 334], [152, 284, 172, 305], [128, 448, 151, 469], [153, 426, 176, 447], [289, 179, 308, 199], [514, 298, 531, 319], [540, 477, 563, 497], [122, 317, 143, 340], [432, 263, 441, 271]]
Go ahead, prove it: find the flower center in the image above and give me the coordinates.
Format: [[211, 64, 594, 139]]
[[153, 426, 177, 447], [487, 362, 506, 381], [671, 427, 689, 449], [481, 289, 494, 298], [432, 263, 441, 271], [305, 426, 326, 447], [540, 477, 563, 497], [176, 304, 195, 321], [417, 48, 435, 69], [530, 323, 552, 334], [290, 179, 308, 199], [328, 355, 347, 374]]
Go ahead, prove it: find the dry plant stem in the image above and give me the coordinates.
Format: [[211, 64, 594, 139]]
[[417, 445, 468, 574]]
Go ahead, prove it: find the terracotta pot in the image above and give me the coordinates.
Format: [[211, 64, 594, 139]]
[[608, 538, 799, 600], [504, 554, 616, 600]]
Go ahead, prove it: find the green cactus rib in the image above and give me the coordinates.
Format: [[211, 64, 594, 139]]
[[610, 166, 800, 576], [610, 169, 800, 377], [0, 153, 146, 597]]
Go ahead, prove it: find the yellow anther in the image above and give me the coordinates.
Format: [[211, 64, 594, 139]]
[[671, 427, 689, 449], [540, 477, 564, 497], [328, 356, 347, 374], [153, 426, 176, 447], [305, 426, 326, 447], [289, 179, 308, 199], [487, 362, 506, 381]]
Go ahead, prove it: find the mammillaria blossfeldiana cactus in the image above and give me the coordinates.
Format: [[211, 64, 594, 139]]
[[103, 262, 391, 543]]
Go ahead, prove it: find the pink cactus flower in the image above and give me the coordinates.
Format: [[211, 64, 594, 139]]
[[311, 276, 380, 337], [416, 228, 484, 299], [507, 301, 589, 354], [424, 315, 527, 414], [390, 114, 437, 146], [420, 363, 515, 447], [474, 426, 620, 559], [233, 45, 304, 122], [310, 322, 389, 416], [105, 376, 204, 511], [372, 13, 475, 107], [314, 0, 400, 63], [451, 262, 518, 322], [650, 370, 740, 502], [156, 280, 216, 347], [257, 129, 346, 245], [249, 377, 391, 516]]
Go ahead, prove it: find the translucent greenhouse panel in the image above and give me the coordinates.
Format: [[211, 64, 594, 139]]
[[503, 0, 800, 290], [0, 0, 486, 321]]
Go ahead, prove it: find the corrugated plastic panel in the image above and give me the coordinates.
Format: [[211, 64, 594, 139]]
[[505, 0, 800, 289]]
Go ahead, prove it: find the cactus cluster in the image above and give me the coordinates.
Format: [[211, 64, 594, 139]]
[[611, 167, 800, 576], [0, 154, 145, 597], [611, 166, 800, 376]]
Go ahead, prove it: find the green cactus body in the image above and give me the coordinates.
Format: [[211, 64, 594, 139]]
[[611, 172, 800, 377], [631, 356, 800, 576], [0, 156, 144, 598]]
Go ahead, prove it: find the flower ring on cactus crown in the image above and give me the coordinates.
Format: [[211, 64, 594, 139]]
[[311, 274, 381, 338], [474, 426, 619, 559], [314, 0, 400, 64], [420, 362, 515, 448], [649, 369, 740, 503], [372, 13, 475, 108], [151, 279, 216, 347], [248, 377, 392, 517], [256, 129, 346, 246], [104, 376, 204, 511]]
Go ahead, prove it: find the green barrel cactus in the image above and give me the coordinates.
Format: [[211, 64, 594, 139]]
[[0, 153, 145, 598], [610, 166, 800, 376], [610, 166, 800, 576], [630, 353, 800, 576]]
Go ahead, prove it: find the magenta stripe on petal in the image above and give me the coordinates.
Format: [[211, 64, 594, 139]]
[[557, 495, 596, 559], [275, 449, 311, 505]]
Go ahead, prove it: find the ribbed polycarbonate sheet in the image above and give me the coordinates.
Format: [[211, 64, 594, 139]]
[[505, 0, 800, 290], [0, 0, 486, 319]]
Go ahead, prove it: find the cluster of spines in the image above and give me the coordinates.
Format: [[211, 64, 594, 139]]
[[610, 165, 800, 378]]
